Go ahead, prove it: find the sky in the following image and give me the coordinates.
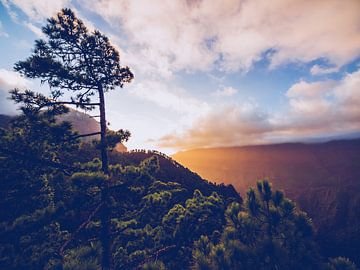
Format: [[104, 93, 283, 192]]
[[0, 0, 359, 154]]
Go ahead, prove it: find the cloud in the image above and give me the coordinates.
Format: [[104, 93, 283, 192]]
[[3, 0, 70, 21], [158, 68, 360, 150], [82, 0, 360, 74], [0, 68, 30, 91], [158, 102, 272, 150], [1, 0, 19, 22], [24, 22, 44, 37], [127, 80, 209, 116], [5, 0, 359, 76], [0, 68, 31, 114], [333, 69, 360, 122], [269, 69, 360, 137], [310, 64, 340, 75], [285, 71, 359, 119], [212, 86, 238, 97], [286, 80, 336, 99], [85, 0, 216, 76]]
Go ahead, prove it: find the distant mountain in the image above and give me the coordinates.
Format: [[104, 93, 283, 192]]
[[172, 139, 360, 263], [57, 109, 101, 141], [0, 110, 127, 151]]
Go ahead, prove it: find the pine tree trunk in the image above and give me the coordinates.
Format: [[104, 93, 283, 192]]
[[99, 86, 109, 175], [98, 85, 112, 270]]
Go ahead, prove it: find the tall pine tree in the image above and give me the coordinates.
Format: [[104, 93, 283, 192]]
[[14, 8, 133, 270]]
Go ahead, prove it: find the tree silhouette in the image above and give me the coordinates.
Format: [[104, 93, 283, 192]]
[[14, 8, 133, 270]]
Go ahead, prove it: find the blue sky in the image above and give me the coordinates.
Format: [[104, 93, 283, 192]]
[[0, 0, 359, 153]]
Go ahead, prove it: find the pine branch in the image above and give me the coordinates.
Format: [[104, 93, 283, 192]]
[[49, 101, 100, 106], [70, 132, 101, 140], [59, 202, 104, 256]]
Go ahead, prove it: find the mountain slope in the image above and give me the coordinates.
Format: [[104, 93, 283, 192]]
[[0, 110, 127, 151], [57, 109, 101, 141], [173, 140, 360, 193], [172, 139, 360, 263], [75, 145, 241, 202]]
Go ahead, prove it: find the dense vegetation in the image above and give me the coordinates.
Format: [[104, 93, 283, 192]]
[[0, 8, 357, 270]]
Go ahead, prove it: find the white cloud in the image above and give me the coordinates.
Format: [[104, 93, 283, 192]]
[[82, 0, 360, 74], [0, 68, 31, 114], [84, 0, 216, 76], [24, 22, 44, 37], [334, 69, 360, 121], [0, 68, 30, 90], [1, 0, 19, 22], [286, 80, 336, 99], [128, 80, 209, 116], [310, 64, 340, 75], [5, 0, 359, 76], [212, 86, 238, 97], [4, 0, 70, 21], [274, 69, 360, 135]]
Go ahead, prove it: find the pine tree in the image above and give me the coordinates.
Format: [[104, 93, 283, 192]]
[[14, 8, 133, 269]]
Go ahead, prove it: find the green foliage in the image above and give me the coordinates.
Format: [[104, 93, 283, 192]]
[[192, 181, 328, 270], [0, 92, 78, 269]]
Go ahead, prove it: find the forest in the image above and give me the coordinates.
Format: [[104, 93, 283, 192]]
[[0, 8, 357, 270]]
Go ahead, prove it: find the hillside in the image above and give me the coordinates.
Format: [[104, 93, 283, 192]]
[[75, 145, 241, 201], [114, 150, 241, 200], [0, 110, 127, 151], [173, 139, 360, 263], [57, 109, 101, 141]]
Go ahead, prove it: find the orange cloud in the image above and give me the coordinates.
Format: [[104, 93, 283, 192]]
[[158, 102, 272, 150]]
